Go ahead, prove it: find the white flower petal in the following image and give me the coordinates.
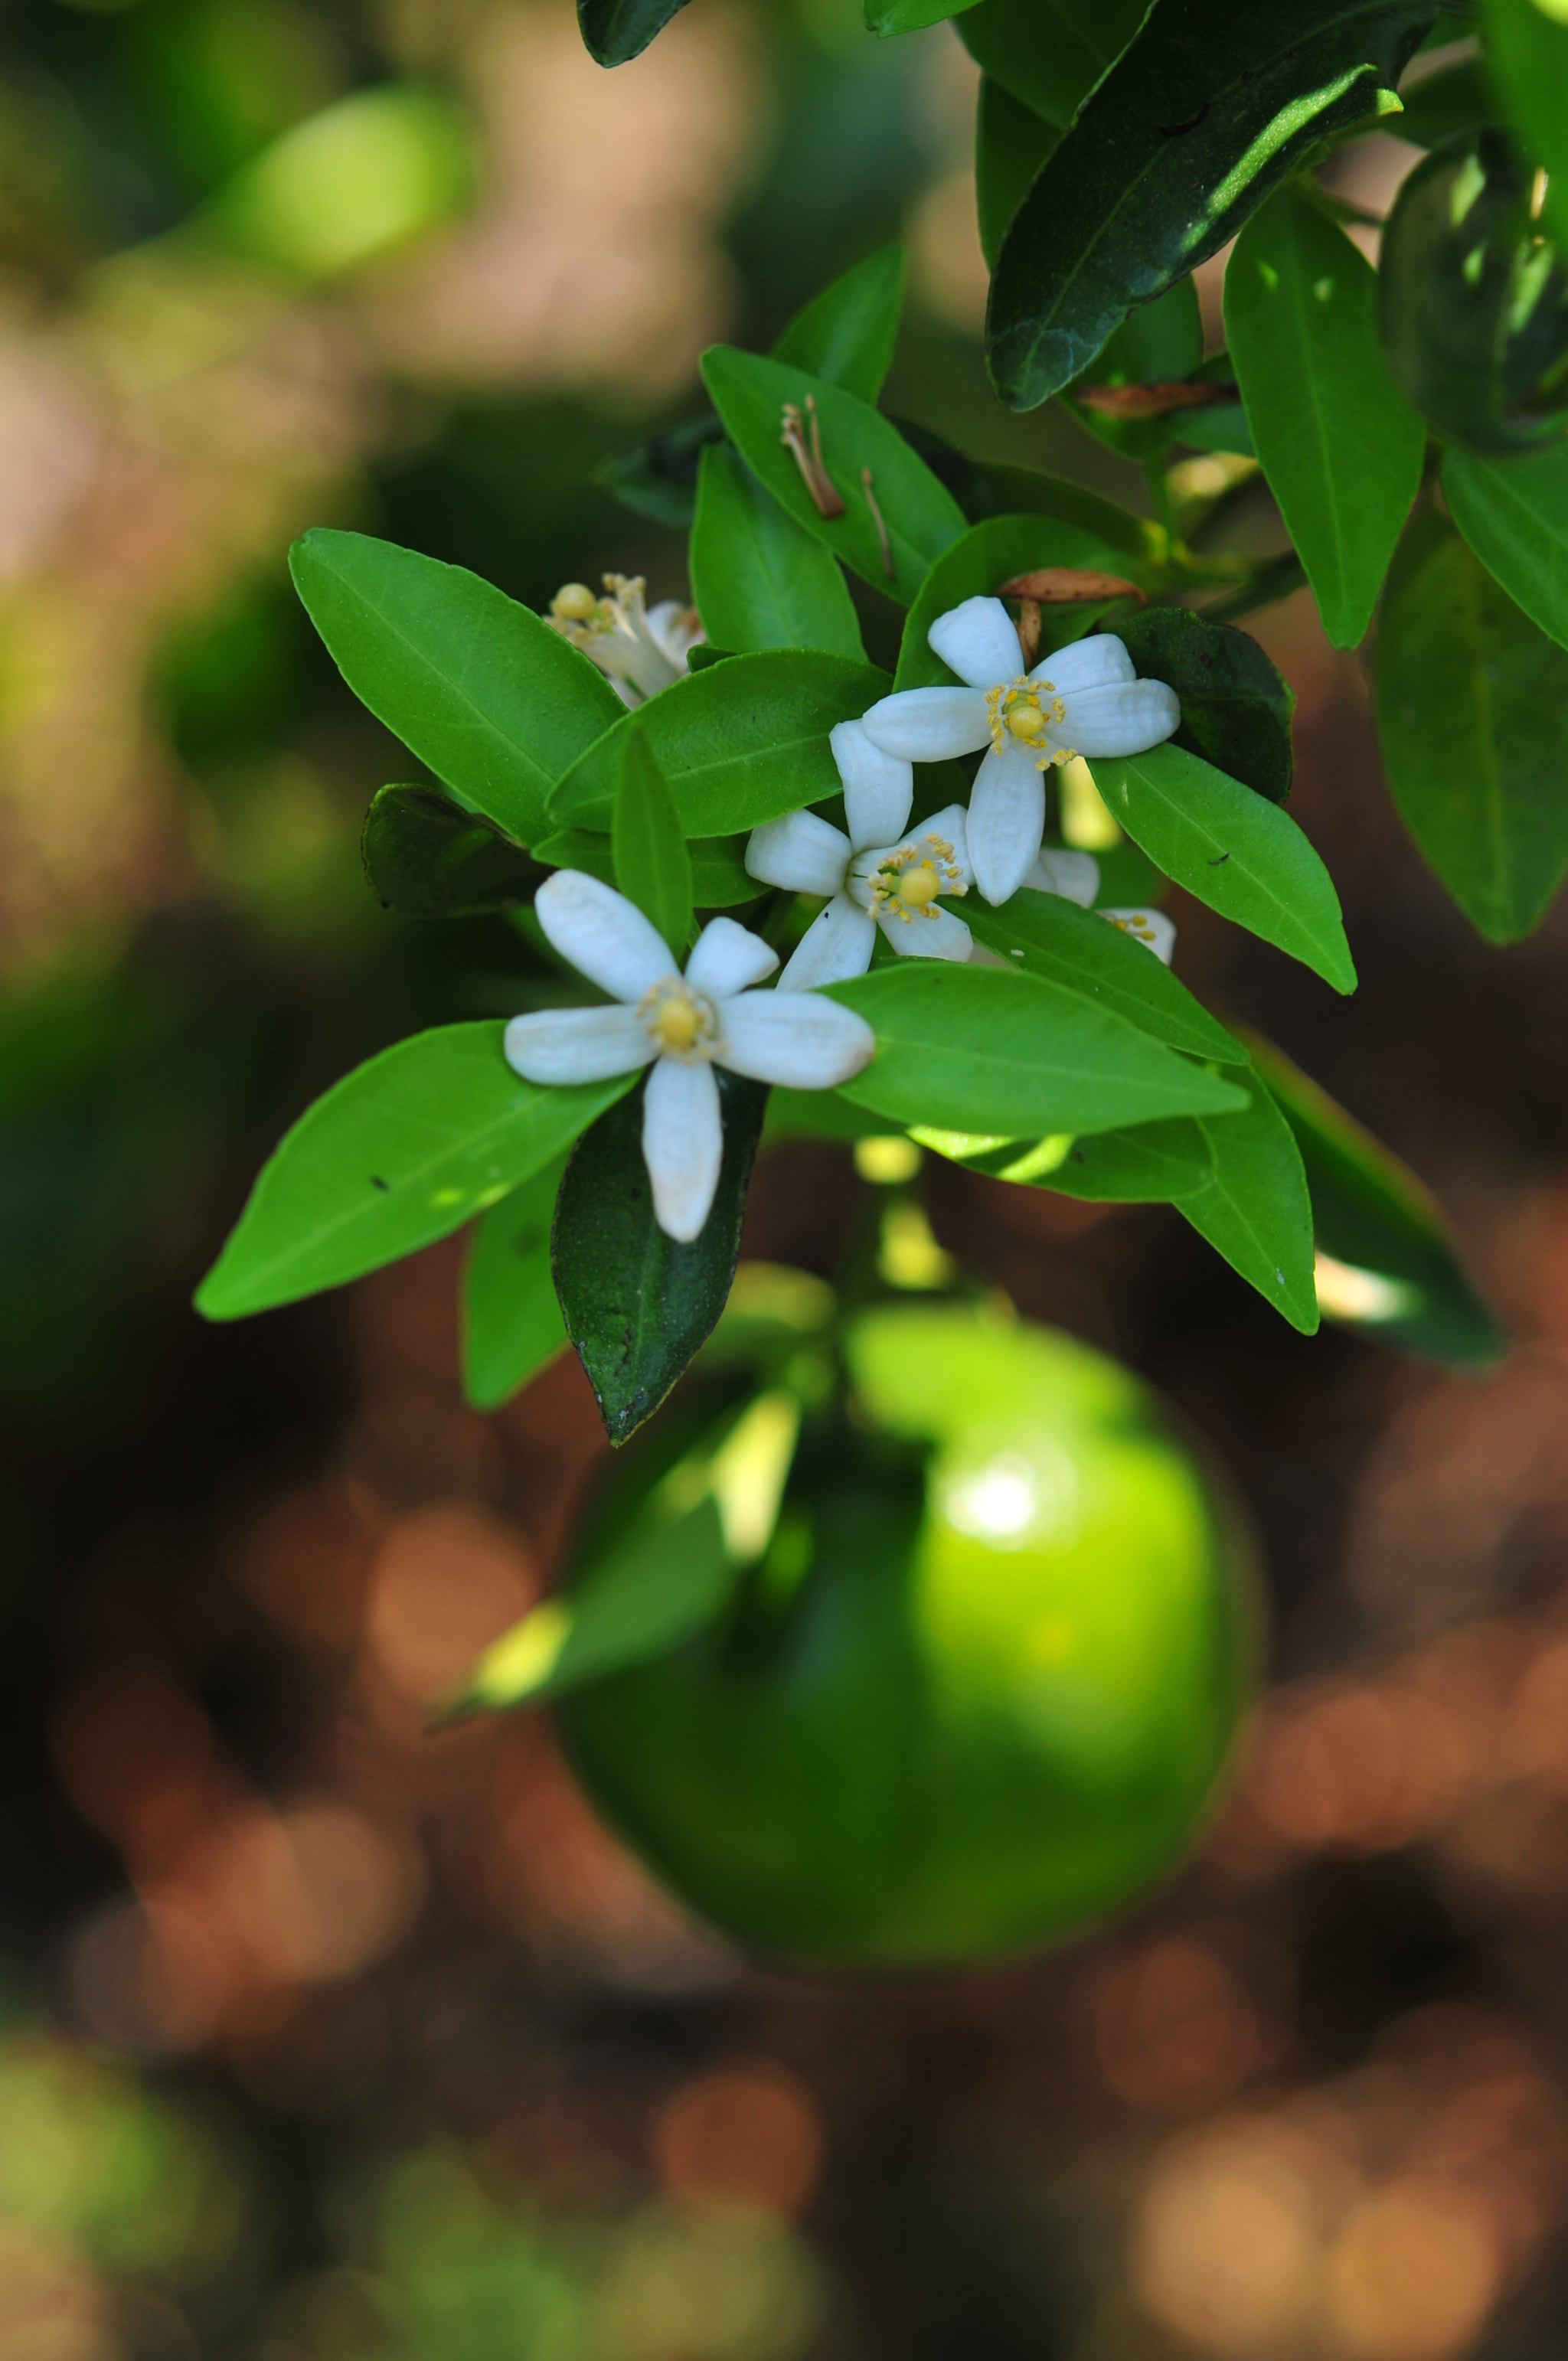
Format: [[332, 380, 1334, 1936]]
[[535, 870, 675, 1003], [684, 916, 778, 996], [1102, 907, 1177, 965], [745, 808, 851, 897], [718, 990, 876, 1089], [966, 742, 1047, 906], [831, 719, 912, 852], [912, 802, 973, 890], [1031, 633, 1135, 692], [928, 595, 1024, 690], [642, 1056, 724, 1242], [1059, 679, 1181, 757], [504, 1004, 654, 1085], [881, 904, 972, 962], [646, 599, 703, 670], [777, 894, 878, 990], [860, 686, 991, 763], [1024, 847, 1100, 906]]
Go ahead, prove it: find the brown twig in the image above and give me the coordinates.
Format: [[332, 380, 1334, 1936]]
[[780, 400, 845, 518]]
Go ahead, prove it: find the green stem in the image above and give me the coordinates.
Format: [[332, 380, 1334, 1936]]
[[1142, 456, 1177, 540]]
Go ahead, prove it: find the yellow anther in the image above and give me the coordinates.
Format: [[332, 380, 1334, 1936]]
[[551, 582, 598, 622], [897, 861, 942, 909]]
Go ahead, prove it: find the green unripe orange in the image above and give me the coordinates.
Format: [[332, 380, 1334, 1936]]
[[559, 1303, 1259, 1971]]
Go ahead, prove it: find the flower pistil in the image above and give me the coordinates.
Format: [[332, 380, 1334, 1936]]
[[984, 677, 1073, 768]]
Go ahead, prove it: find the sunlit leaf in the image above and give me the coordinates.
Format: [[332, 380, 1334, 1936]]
[[1442, 439, 1568, 652], [770, 243, 906, 400], [691, 445, 864, 659], [1176, 1082, 1320, 1334], [614, 727, 693, 955], [962, 891, 1247, 1064]]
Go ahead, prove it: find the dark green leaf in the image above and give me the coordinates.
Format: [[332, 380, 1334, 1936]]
[[1114, 609, 1295, 802], [596, 412, 724, 532], [547, 650, 890, 834], [1246, 1030, 1503, 1364], [1177, 1082, 1320, 1333], [770, 244, 906, 399], [577, 0, 688, 67], [988, 0, 1436, 412], [1396, 54, 1492, 146], [361, 784, 542, 918], [895, 515, 1145, 691], [614, 727, 692, 953], [454, 1497, 735, 1713], [1375, 505, 1568, 939], [1227, 185, 1426, 649], [701, 348, 967, 604], [1442, 439, 1568, 650], [957, 0, 1150, 128], [535, 825, 760, 909], [461, 1158, 568, 1411], [825, 965, 1247, 1137], [972, 463, 1165, 563], [962, 890, 1247, 1063], [554, 1069, 769, 1443], [1063, 279, 1206, 459], [977, 78, 1060, 269], [919, 1116, 1216, 1200], [1481, 0, 1568, 253], [289, 530, 621, 846], [197, 1027, 632, 1320], [1093, 743, 1357, 992], [691, 445, 864, 658], [1379, 126, 1568, 452]]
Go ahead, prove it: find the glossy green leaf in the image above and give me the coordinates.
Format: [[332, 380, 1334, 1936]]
[[1481, 0, 1568, 252], [771, 245, 906, 400], [895, 515, 1143, 691], [197, 1027, 632, 1321], [1380, 126, 1568, 452], [1442, 439, 1568, 651], [613, 727, 692, 955], [701, 348, 967, 604], [1114, 609, 1295, 802], [962, 890, 1247, 1064], [1176, 1082, 1320, 1334], [919, 1117, 1216, 1201], [1375, 506, 1568, 940], [988, 0, 1435, 412], [977, 78, 1060, 269], [1396, 55, 1492, 147], [1092, 743, 1357, 993], [554, 1070, 769, 1443], [691, 445, 864, 659], [1063, 278, 1206, 460], [461, 1157, 568, 1411], [1246, 1030, 1503, 1365], [534, 827, 759, 909], [289, 529, 622, 847], [547, 650, 890, 834], [976, 463, 1165, 563], [577, 0, 689, 66], [825, 965, 1247, 1138], [361, 784, 541, 918], [957, 0, 1149, 128], [1227, 186, 1426, 650], [455, 1497, 734, 1713]]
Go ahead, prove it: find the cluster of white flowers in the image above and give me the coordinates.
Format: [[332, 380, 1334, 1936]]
[[511, 589, 1181, 1239]]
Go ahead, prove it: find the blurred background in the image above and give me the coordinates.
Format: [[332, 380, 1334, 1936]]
[[6, 3, 1568, 2356]]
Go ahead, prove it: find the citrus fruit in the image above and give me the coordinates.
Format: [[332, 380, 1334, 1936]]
[[557, 1301, 1259, 1971]]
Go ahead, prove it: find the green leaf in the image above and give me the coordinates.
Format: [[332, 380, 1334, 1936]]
[[1227, 185, 1426, 650], [771, 243, 906, 400], [973, 464, 1165, 564], [197, 1026, 632, 1321], [825, 965, 1248, 1137], [547, 650, 890, 834], [957, 0, 1150, 128], [1379, 126, 1568, 452], [577, 0, 688, 66], [596, 412, 724, 533], [534, 827, 760, 909], [461, 1158, 568, 1411], [361, 784, 542, 918], [455, 1496, 735, 1713], [701, 348, 967, 604], [289, 529, 622, 846], [1396, 55, 1493, 148], [613, 727, 693, 954], [1480, 0, 1568, 253], [1114, 609, 1295, 802], [1442, 439, 1568, 651], [895, 516, 1145, 691], [987, 0, 1436, 411], [1374, 505, 1568, 940], [1246, 1030, 1503, 1365], [1092, 743, 1357, 993], [920, 1117, 1216, 1200], [554, 1070, 769, 1443], [1063, 279, 1207, 460], [962, 890, 1248, 1064], [977, 79, 1060, 270], [1177, 1083, 1321, 1334], [691, 444, 864, 659]]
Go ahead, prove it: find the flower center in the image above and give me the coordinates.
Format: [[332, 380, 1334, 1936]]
[[984, 676, 1075, 770], [639, 977, 719, 1060], [864, 834, 966, 923]]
